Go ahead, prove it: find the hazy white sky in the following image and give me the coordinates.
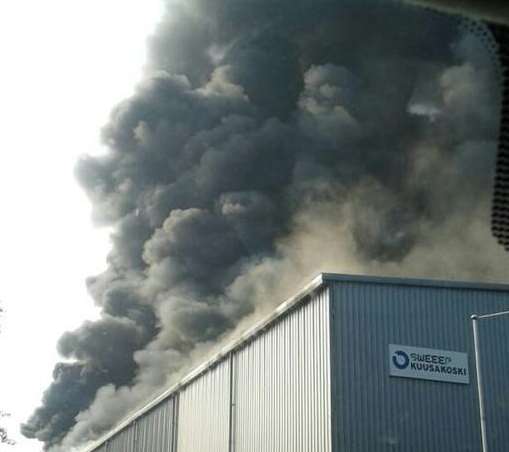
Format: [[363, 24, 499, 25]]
[[0, 1, 163, 450]]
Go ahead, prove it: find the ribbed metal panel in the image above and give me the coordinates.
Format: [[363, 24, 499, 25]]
[[84, 275, 325, 452], [234, 287, 332, 452], [103, 422, 136, 452], [330, 280, 509, 452], [86, 396, 176, 452], [85, 274, 509, 452], [177, 357, 231, 452], [136, 396, 176, 452]]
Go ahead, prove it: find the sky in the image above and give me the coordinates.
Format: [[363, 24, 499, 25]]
[[0, 1, 163, 450]]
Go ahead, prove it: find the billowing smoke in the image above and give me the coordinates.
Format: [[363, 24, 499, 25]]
[[22, 0, 509, 449]]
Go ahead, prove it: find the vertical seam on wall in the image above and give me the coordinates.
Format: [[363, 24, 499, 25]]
[[172, 393, 179, 452], [329, 282, 340, 452], [228, 352, 236, 452], [133, 419, 138, 450]]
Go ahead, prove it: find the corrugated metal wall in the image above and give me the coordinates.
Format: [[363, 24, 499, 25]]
[[104, 422, 136, 451], [330, 280, 509, 452], [86, 275, 509, 452], [233, 287, 332, 452], [87, 282, 332, 452], [177, 358, 231, 452], [90, 396, 177, 452], [136, 396, 176, 451]]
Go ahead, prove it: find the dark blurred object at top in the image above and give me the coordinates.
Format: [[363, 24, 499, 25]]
[[408, 1, 509, 251], [488, 24, 509, 251], [406, 0, 509, 25]]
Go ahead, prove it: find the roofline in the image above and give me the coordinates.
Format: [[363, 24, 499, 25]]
[[81, 272, 509, 451], [321, 273, 509, 292]]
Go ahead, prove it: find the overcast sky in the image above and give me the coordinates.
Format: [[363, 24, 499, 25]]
[[0, 1, 163, 450]]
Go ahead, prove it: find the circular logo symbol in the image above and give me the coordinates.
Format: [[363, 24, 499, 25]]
[[392, 350, 410, 369]]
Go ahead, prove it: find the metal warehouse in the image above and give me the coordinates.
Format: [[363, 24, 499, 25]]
[[84, 273, 509, 452]]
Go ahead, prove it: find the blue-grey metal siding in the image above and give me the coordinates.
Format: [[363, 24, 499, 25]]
[[104, 422, 136, 451], [234, 287, 332, 452], [177, 358, 231, 452], [83, 274, 325, 452], [329, 279, 509, 452], [84, 274, 509, 452], [136, 396, 176, 452], [87, 396, 176, 452]]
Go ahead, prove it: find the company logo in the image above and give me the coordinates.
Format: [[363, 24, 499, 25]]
[[392, 350, 410, 369], [389, 344, 469, 384]]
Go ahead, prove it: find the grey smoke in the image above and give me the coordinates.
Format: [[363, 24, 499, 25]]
[[22, 0, 508, 449]]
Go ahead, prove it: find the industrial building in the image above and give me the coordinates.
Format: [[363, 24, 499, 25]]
[[84, 273, 509, 452]]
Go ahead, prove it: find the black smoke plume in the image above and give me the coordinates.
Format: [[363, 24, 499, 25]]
[[22, 0, 508, 449]]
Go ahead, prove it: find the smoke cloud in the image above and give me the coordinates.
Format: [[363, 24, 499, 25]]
[[22, 0, 509, 449]]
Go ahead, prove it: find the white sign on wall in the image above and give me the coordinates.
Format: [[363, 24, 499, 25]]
[[389, 344, 469, 384]]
